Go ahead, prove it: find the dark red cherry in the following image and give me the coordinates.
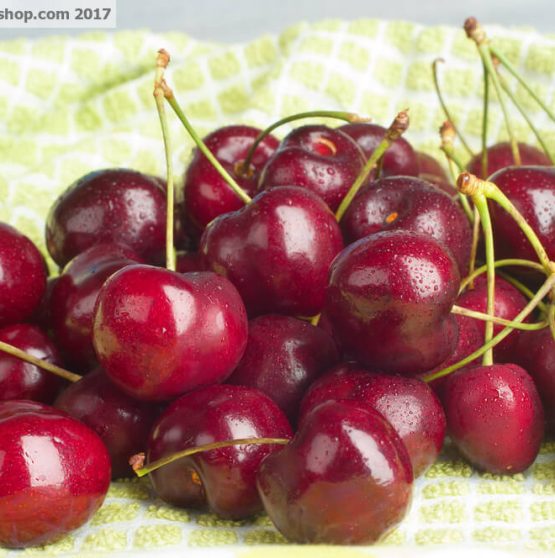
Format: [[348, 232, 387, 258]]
[[45, 168, 170, 267], [0, 323, 65, 403], [31, 276, 58, 334], [457, 275, 528, 362], [466, 142, 550, 178], [488, 166, 555, 263], [0, 223, 47, 328], [201, 186, 344, 317], [183, 125, 279, 235], [49, 243, 142, 372], [227, 315, 339, 422], [340, 176, 472, 274], [442, 363, 544, 473], [55, 368, 161, 479], [416, 151, 455, 195], [325, 231, 460, 375], [176, 251, 205, 273], [257, 399, 413, 544], [300, 365, 446, 476], [148, 384, 292, 519], [340, 122, 419, 177], [93, 266, 248, 401], [0, 400, 111, 548], [259, 125, 365, 211]]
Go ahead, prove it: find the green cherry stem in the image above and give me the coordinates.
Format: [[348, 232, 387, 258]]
[[548, 303, 555, 340], [422, 272, 555, 383], [154, 50, 176, 271], [450, 305, 547, 331], [468, 206, 481, 287], [160, 80, 252, 206], [0, 341, 81, 383], [131, 437, 290, 478], [497, 270, 549, 314], [335, 109, 409, 222], [240, 110, 366, 175]]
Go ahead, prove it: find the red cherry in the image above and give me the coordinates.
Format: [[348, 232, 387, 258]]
[[147, 384, 292, 519], [175, 251, 205, 273], [257, 399, 413, 544], [415, 151, 456, 195], [0, 400, 111, 548], [93, 266, 248, 401]]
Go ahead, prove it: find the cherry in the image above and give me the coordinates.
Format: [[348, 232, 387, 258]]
[[415, 151, 455, 195], [339, 122, 419, 177], [340, 176, 472, 274], [55, 368, 161, 479], [299, 364, 446, 476], [0, 223, 47, 328], [32, 276, 58, 334], [49, 243, 143, 372], [93, 266, 248, 401], [175, 250, 205, 273], [0, 323, 65, 403], [45, 168, 171, 267], [324, 231, 460, 375], [466, 142, 550, 178], [200, 186, 344, 317], [0, 400, 111, 548], [183, 125, 279, 235], [147, 384, 292, 519], [259, 125, 365, 211], [257, 399, 413, 544], [442, 363, 544, 473], [227, 314, 339, 422]]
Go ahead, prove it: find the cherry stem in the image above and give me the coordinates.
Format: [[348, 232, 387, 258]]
[[423, 273, 555, 383], [335, 110, 409, 222], [497, 270, 548, 315], [240, 110, 366, 175], [310, 314, 321, 327], [489, 45, 555, 124], [0, 341, 81, 383], [480, 58, 490, 178], [160, 79, 252, 205], [468, 206, 481, 288], [451, 305, 547, 331], [132, 437, 290, 478], [548, 303, 555, 341], [432, 59, 474, 156], [460, 258, 546, 291], [154, 50, 176, 271]]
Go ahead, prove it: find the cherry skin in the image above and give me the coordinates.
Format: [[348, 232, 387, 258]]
[[488, 166, 555, 263], [299, 364, 446, 476], [0, 223, 47, 328], [324, 230, 460, 375], [0, 400, 111, 548], [257, 399, 413, 544], [200, 186, 344, 317], [183, 125, 279, 235], [176, 250, 205, 273], [93, 266, 248, 401], [442, 363, 544, 473], [259, 125, 365, 211], [0, 323, 65, 404], [340, 176, 472, 274], [227, 314, 339, 423], [415, 151, 455, 195], [147, 384, 292, 519], [55, 368, 161, 479], [49, 243, 142, 372], [32, 276, 58, 334], [45, 168, 170, 267], [339, 122, 419, 177], [466, 142, 550, 178]]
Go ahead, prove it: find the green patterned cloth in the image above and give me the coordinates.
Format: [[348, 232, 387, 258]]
[[1, 19, 555, 558]]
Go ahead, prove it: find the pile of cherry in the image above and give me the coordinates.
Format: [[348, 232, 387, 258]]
[[1, 21, 555, 551]]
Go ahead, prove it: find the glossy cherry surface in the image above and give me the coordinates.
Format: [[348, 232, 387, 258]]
[[0, 400, 111, 548], [227, 314, 339, 422], [93, 266, 248, 401], [183, 125, 279, 234], [340, 176, 472, 274], [0, 223, 47, 328], [49, 243, 142, 372], [45, 168, 169, 267], [201, 186, 344, 317], [325, 231, 460, 375], [259, 125, 365, 211], [55, 368, 161, 479], [176, 251, 205, 273], [148, 384, 292, 519], [442, 363, 544, 473], [0, 323, 64, 403], [416, 151, 455, 195], [299, 364, 446, 476], [257, 399, 413, 544]]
